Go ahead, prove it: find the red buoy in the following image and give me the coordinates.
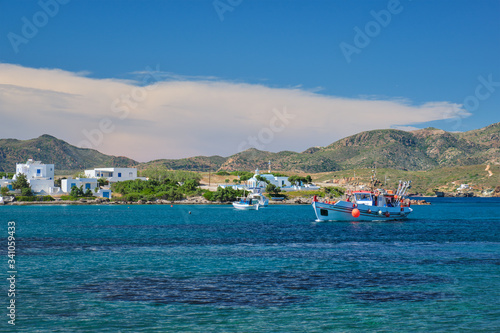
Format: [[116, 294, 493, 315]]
[[352, 208, 360, 218], [385, 212, 390, 217]]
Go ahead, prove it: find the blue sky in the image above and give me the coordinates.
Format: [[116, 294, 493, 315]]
[[0, 0, 499, 161]]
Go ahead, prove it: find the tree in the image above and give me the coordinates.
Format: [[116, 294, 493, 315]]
[[255, 175, 270, 185], [210, 187, 246, 202], [21, 187, 33, 196], [70, 185, 84, 197], [288, 175, 312, 186], [180, 179, 199, 193], [266, 184, 281, 196], [288, 175, 300, 186], [97, 178, 109, 187], [12, 173, 30, 190], [1, 186, 10, 196], [12, 174, 34, 196], [54, 177, 65, 187]]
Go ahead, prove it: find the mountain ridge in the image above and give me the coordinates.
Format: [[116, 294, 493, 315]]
[[0, 122, 498, 173], [0, 135, 137, 172]]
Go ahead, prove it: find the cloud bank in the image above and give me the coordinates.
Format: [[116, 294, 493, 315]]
[[0, 63, 469, 162]]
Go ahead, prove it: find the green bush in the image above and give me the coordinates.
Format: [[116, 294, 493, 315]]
[[139, 168, 202, 183], [229, 171, 253, 181], [203, 191, 213, 201], [324, 186, 345, 197], [207, 187, 247, 202], [125, 193, 143, 202], [112, 178, 197, 199], [15, 195, 54, 202], [156, 188, 184, 201]]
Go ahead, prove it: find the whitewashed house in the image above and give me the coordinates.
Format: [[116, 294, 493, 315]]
[[60, 177, 112, 199], [247, 169, 291, 189], [0, 177, 14, 191], [14, 159, 60, 194], [84, 167, 146, 183], [220, 168, 319, 192], [61, 177, 99, 193]]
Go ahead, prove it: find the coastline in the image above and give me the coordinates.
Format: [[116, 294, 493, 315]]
[[2, 197, 432, 206]]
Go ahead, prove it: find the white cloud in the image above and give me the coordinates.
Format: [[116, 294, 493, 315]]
[[390, 125, 422, 132], [0, 63, 470, 162]]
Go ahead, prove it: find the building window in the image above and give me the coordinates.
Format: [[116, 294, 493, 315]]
[[118, 173, 122, 177], [71, 183, 76, 188], [37, 169, 41, 175], [129, 172, 133, 177], [85, 183, 91, 189], [109, 172, 113, 177]]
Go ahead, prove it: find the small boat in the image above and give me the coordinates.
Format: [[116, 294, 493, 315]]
[[232, 197, 260, 210], [312, 181, 413, 221]]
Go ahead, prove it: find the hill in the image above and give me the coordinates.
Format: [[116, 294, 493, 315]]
[[1, 122, 499, 174], [140, 122, 500, 173], [0, 134, 137, 172]]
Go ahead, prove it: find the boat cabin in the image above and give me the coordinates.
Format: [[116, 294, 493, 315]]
[[353, 192, 373, 205], [349, 191, 400, 208]]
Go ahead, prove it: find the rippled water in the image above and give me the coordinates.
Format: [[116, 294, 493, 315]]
[[1, 198, 499, 332]]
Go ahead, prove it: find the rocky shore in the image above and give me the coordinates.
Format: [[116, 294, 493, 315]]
[[4, 196, 432, 205]]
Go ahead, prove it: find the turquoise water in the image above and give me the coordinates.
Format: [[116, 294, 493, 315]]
[[1, 198, 500, 332]]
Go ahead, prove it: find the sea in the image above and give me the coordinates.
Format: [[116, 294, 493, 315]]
[[1, 197, 499, 332]]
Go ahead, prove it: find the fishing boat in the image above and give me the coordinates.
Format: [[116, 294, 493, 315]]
[[232, 197, 260, 210], [312, 181, 413, 221]]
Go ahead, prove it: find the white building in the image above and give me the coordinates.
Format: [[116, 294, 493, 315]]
[[218, 169, 320, 192], [0, 177, 14, 191], [457, 184, 472, 191], [61, 177, 99, 193], [247, 169, 291, 189], [14, 159, 60, 194], [84, 167, 146, 183], [60, 177, 112, 199]]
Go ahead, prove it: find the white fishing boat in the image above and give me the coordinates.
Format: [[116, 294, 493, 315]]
[[232, 197, 260, 210], [312, 181, 413, 221]]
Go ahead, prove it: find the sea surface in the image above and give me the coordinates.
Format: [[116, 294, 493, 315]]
[[1, 198, 500, 332]]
